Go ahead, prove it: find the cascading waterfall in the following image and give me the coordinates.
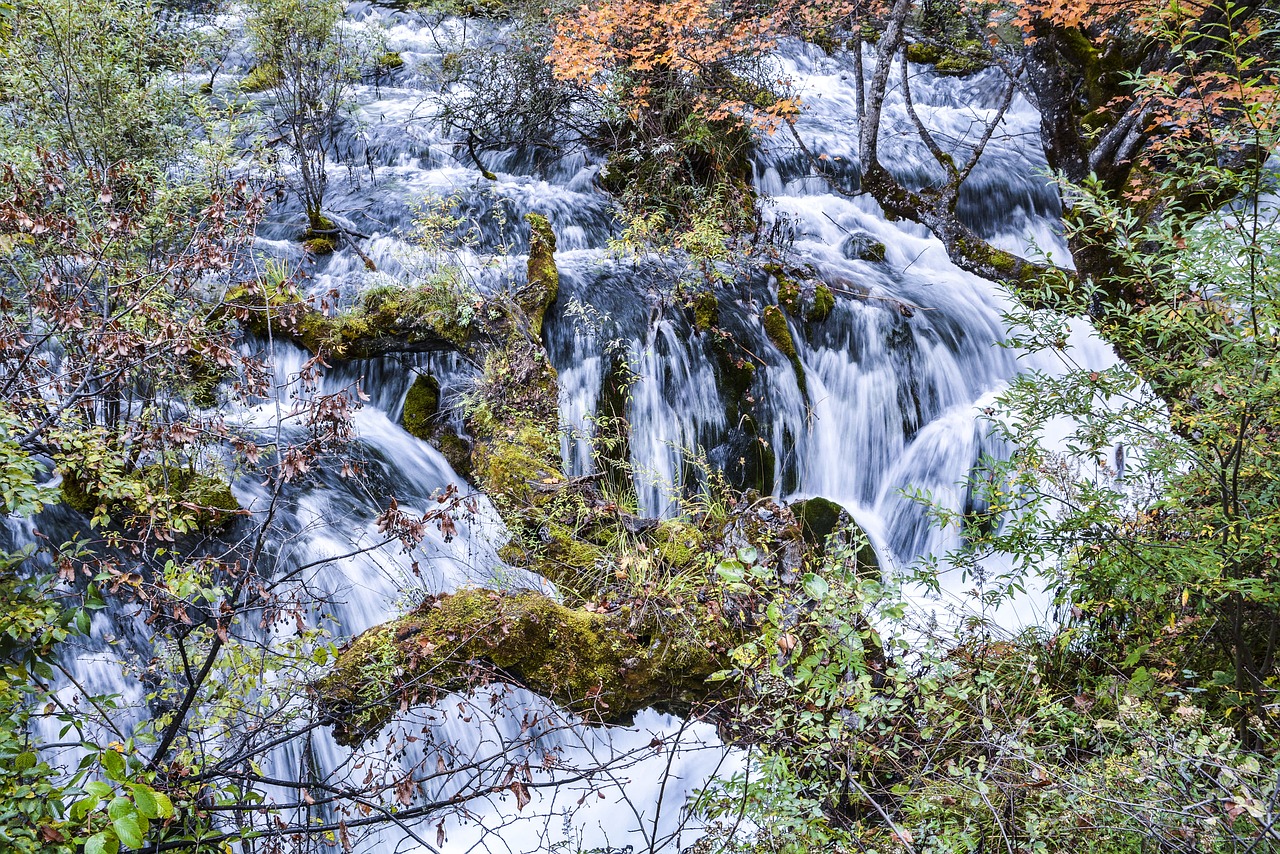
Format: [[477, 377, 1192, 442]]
[[13, 7, 1116, 851]]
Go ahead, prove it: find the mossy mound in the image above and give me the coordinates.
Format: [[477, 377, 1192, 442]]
[[692, 290, 719, 332], [228, 278, 474, 359], [766, 265, 836, 323], [905, 42, 943, 64], [842, 234, 887, 263], [401, 374, 441, 441], [807, 284, 836, 322], [905, 40, 990, 77], [651, 520, 705, 570], [302, 237, 336, 255], [377, 51, 404, 71], [300, 216, 338, 255], [776, 272, 801, 316]]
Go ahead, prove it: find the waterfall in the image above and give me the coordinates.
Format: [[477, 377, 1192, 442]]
[[12, 9, 1108, 852]]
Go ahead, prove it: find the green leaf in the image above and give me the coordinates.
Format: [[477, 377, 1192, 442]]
[[151, 791, 174, 819], [14, 751, 36, 771], [715, 560, 744, 583], [130, 785, 159, 819], [802, 573, 829, 601], [736, 546, 758, 565], [113, 812, 145, 848], [70, 796, 99, 822], [100, 749, 126, 782], [107, 796, 134, 820], [85, 831, 120, 854], [86, 780, 114, 798]]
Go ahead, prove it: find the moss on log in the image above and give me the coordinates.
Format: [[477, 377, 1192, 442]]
[[313, 587, 732, 746], [521, 212, 559, 338]]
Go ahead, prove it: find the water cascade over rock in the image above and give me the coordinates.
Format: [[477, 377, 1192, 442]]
[[11, 8, 1099, 851]]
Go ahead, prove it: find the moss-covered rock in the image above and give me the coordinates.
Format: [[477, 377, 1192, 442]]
[[401, 374, 473, 481], [302, 236, 336, 255], [842, 235, 887, 263], [790, 496, 878, 577], [905, 42, 943, 64], [377, 51, 404, 71], [905, 39, 991, 77], [521, 212, 559, 338], [401, 374, 441, 441], [807, 283, 836, 323], [240, 63, 282, 92], [651, 519, 704, 569], [762, 304, 807, 398], [692, 290, 719, 332], [228, 278, 472, 359], [776, 272, 801, 317]]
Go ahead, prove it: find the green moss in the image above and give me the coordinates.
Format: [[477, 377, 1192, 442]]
[[378, 51, 404, 71], [240, 63, 282, 92], [521, 212, 559, 338], [763, 304, 807, 398], [315, 586, 730, 746], [775, 271, 801, 317], [435, 432, 473, 479], [400, 372, 474, 478], [401, 374, 441, 441], [60, 473, 99, 516], [860, 241, 887, 263], [905, 39, 990, 76], [652, 520, 703, 569], [934, 51, 988, 76], [302, 236, 337, 255], [905, 42, 943, 64], [807, 284, 836, 323], [692, 290, 719, 332], [182, 473, 239, 526], [542, 523, 605, 574]]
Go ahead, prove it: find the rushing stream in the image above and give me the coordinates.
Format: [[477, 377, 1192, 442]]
[[9, 7, 1119, 851]]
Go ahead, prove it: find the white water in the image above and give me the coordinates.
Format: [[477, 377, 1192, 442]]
[[10, 9, 1118, 852]]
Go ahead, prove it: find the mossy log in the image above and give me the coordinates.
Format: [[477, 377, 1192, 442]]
[[521, 212, 559, 337], [226, 284, 465, 359], [313, 587, 734, 746]]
